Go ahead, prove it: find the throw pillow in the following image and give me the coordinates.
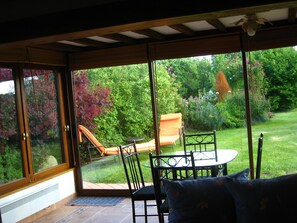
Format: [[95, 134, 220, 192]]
[[226, 173, 297, 223], [163, 168, 250, 223]]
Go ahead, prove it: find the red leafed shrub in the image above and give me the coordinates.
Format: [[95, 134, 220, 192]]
[[73, 70, 111, 130]]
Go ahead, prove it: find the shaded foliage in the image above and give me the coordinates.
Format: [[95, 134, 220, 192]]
[[177, 53, 271, 131], [0, 69, 17, 148], [212, 53, 243, 90], [86, 64, 181, 145], [160, 57, 214, 98], [74, 70, 111, 130], [252, 47, 297, 111], [24, 69, 58, 140]]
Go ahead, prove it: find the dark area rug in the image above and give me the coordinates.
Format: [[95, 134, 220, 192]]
[[66, 196, 124, 206]]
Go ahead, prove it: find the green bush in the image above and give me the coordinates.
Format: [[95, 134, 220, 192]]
[[87, 64, 181, 145], [31, 141, 50, 172], [182, 92, 224, 131], [250, 96, 271, 123], [220, 92, 246, 128], [0, 146, 23, 183], [182, 90, 270, 131], [217, 103, 242, 129], [252, 47, 297, 111]]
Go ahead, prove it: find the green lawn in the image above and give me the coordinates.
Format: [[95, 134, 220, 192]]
[[81, 109, 297, 183]]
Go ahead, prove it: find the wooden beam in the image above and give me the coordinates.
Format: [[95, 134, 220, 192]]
[[206, 19, 227, 32], [1, 1, 297, 49], [71, 38, 110, 48], [103, 34, 137, 44], [69, 44, 147, 70], [0, 47, 66, 66], [36, 42, 86, 52], [169, 24, 195, 36], [134, 29, 166, 40], [288, 8, 297, 23]]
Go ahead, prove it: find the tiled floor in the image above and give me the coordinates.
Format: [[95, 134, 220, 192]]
[[23, 198, 167, 223]]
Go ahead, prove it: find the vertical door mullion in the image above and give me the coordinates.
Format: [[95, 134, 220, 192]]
[[55, 69, 69, 165], [16, 66, 34, 181]]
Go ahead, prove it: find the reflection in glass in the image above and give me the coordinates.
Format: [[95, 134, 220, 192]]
[[73, 64, 152, 190], [0, 68, 24, 185], [23, 69, 63, 173]]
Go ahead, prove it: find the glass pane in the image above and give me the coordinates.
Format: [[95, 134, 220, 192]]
[[154, 54, 249, 173], [74, 64, 153, 190], [250, 47, 297, 178], [0, 68, 24, 185], [23, 69, 63, 173]]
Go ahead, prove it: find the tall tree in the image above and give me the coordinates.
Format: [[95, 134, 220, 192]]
[[160, 57, 214, 98], [87, 63, 181, 144], [212, 53, 244, 91], [252, 47, 297, 111], [215, 71, 231, 101], [74, 70, 111, 130]]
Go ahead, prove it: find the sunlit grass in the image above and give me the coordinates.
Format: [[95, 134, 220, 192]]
[[82, 109, 297, 183]]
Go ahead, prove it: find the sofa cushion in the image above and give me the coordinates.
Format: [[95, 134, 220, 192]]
[[163, 168, 250, 223], [226, 173, 297, 223]]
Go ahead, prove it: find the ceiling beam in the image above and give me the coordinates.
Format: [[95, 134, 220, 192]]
[[36, 42, 85, 52], [70, 38, 110, 48], [103, 34, 137, 44], [288, 8, 297, 23], [134, 29, 166, 40], [1, 1, 297, 49], [169, 24, 195, 36], [206, 19, 227, 32]]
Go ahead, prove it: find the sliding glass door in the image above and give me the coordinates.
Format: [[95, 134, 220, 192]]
[[0, 65, 70, 194]]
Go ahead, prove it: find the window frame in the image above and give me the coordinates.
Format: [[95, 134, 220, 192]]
[[0, 63, 71, 195]]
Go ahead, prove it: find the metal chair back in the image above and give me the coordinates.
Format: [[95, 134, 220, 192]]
[[149, 151, 196, 223], [120, 143, 144, 194], [183, 130, 218, 177], [120, 143, 160, 223], [183, 130, 218, 162], [256, 133, 264, 179]]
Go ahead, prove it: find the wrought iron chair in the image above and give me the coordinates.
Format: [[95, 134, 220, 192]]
[[119, 143, 159, 223], [183, 130, 218, 176], [256, 133, 264, 179], [149, 151, 196, 223]]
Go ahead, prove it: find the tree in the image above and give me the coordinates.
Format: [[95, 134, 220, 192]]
[[74, 70, 111, 130], [86, 63, 181, 145], [160, 57, 214, 98], [0, 69, 17, 153], [212, 53, 244, 91], [215, 71, 231, 101], [252, 47, 297, 111], [24, 69, 58, 140]]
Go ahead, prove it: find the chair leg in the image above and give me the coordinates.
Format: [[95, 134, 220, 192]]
[[157, 208, 164, 223], [132, 200, 136, 223], [144, 200, 148, 223], [160, 213, 165, 223]]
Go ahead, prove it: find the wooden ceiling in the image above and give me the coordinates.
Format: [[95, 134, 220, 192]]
[[0, 0, 297, 54]]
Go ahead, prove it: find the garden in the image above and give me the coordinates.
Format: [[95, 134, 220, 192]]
[[74, 47, 297, 184], [81, 108, 297, 183], [1, 47, 297, 185]]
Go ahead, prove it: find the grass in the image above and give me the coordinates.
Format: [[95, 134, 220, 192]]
[[81, 109, 297, 183]]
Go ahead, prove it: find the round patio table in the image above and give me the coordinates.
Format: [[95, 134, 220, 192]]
[[175, 149, 238, 176], [124, 137, 144, 143]]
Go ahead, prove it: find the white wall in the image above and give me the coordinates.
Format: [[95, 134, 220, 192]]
[[0, 170, 75, 223]]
